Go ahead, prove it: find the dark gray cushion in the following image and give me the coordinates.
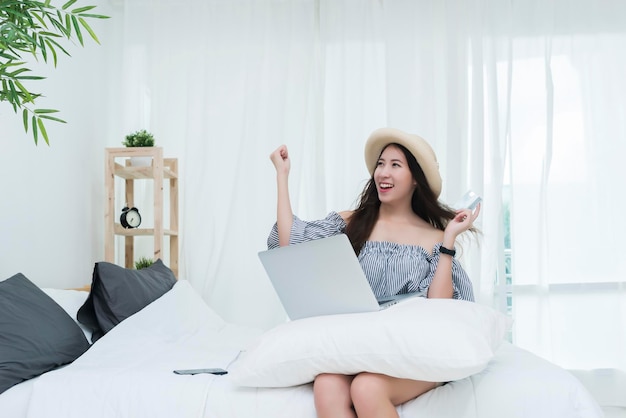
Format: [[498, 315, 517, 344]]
[[77, 259, 176, 342], [0, 273, 90, 395]]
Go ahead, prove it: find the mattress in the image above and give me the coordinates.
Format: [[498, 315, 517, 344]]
[[0, 280, 603, 418]]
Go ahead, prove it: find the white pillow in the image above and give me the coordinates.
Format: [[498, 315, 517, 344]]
[[230, 297, 510, 387]]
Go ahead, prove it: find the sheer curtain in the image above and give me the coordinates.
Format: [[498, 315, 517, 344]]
[[505, 32, 626, 370], [113, 0, 626, 372]]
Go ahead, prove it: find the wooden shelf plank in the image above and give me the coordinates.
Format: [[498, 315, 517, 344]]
[[114, 224, 178, 236], [113, 162, 177, 179]]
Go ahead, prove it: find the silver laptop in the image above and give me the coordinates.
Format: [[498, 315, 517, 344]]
[[258, 234, 424, 320]]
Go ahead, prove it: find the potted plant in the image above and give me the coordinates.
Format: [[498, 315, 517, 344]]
[[1, 0, 109, 145], [135, 257, 155, 270], [123, 129, 155, 166]]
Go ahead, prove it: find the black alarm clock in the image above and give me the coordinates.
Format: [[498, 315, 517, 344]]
[[120, 206, 141, 229]]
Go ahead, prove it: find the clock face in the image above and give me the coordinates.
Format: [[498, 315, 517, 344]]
[[126, 209, 141, 227], [121, 207, 142, 228]]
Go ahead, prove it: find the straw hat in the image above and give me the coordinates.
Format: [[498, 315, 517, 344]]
[[364, 127, 442, 197]]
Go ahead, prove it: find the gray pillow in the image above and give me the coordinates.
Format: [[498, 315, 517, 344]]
[[77, 259, 176, 343], [0, 273, 90, 395]]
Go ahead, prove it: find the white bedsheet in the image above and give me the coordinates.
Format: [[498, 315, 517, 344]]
[[1, 280, 603, 418]]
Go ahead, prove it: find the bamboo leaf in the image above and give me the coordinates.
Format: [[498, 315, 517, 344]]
[[45, 37, 70, 57], [44, 39, 59, 66], [65, 13, 72, 35], [39, 36, 48, 63], [1, 0, 110, 145], [79, 17, 99, 44], [78, 14, 110, 19], [31, 11, 48, 29], [62, 0, 78, 11], [39, 31, 63, 38], [0, 51, 21, 60], [39, 115, 66, 123], [50, 13, 70, 37], [37, 118, 50, 145], [7, 68, 30, 77], [32, 116, 39, 145], [72, 6, 96, 13], [8, 80, 17, 96], [34, 109, 60, 114], [15, 75, 46, 80], [71, 15, 83, 45], [1, 61, 27, 70], [14, 80, 33, 103]]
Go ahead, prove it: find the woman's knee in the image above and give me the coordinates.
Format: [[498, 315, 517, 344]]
[[350, 373, 389, 408], [351, 373, 439, 410], [313, 373, 354, 412]]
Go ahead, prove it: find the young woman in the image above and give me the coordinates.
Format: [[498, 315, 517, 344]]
[[267, 127, 480, 418]]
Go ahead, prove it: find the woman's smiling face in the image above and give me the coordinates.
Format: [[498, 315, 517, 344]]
[[374, 144, 416, 204]]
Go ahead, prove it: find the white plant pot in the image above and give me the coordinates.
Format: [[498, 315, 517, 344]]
[[130, 156, 152, 167]]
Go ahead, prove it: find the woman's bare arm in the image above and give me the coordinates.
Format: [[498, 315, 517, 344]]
[[270, 145, 293, 247]]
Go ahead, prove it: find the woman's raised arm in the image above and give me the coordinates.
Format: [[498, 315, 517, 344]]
[[269, 145, 294, 247]]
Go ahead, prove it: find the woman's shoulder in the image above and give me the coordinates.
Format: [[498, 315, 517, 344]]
[[336, 210, 354, 224]]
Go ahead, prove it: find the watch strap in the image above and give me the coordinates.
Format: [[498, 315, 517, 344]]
[[440, 245, 456, 257]]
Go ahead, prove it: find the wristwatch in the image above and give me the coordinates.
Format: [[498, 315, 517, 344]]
[[440, 246, 456, 257]]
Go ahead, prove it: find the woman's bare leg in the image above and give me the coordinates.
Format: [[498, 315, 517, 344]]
[[313, 373, 356, 418], [350, 373, 440, 418]]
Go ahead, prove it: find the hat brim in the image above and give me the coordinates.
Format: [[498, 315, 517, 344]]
[[364, 128, 442, 197]]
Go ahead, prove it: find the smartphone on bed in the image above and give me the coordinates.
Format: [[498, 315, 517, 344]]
[[454, 190, 482, 210], [173, 368, 228, 375]]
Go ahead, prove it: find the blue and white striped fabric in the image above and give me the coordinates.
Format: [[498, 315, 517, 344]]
[[267, 212, 475, 302]]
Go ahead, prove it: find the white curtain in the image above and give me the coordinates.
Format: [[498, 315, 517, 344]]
[[112, 0, 626, 372]]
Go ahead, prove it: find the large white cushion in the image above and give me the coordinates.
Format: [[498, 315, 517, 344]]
[[230, 297, 510, 387]]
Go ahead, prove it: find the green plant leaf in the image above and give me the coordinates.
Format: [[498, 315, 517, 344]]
[[0, 51, 21, 60], [37, 117, 50, 145], [8, 68, 31, 78], [78, 17, 99, 44], [71, 5, 96, 13], [50, 13, 70, 37], [33, 108, 60, 114], [44, 39, 59, 66], [14, 75, 46, 80], [31, 11, 48, 29], [7, 80, 18, 101], [62, 0, 78, 10], [14, 80, 33, 103], [39, 31, 63, 38], [71, 15, 83, 45], [1, 61, 26, 70], [78, 14, 110, 19], [39, 35, 48, 62], [32, 115, 39, 145], [45, 37, 70, 57], [1, 0, 109, 145], [64, 13, 72, 35], [39, 114, 66, 123]]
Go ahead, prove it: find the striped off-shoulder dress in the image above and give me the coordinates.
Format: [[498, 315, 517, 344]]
[[267, 211, 475, 302]]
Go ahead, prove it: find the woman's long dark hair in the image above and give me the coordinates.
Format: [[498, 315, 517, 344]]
[[345, 143, 457, 255]]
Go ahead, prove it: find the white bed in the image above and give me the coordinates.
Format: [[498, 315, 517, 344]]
[[0, 278, 605, 418]]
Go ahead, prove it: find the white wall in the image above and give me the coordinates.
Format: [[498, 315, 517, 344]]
[[0, 2, 124, 288]]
